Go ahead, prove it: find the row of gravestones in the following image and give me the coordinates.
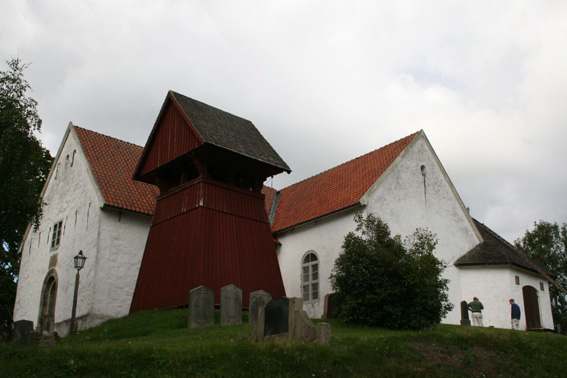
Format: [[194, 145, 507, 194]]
[[188, 284, 330, 344], [188, 284, 272, 328]]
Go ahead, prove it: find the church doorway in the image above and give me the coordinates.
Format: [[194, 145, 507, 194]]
[[38, 270, 58, 335], [522, 285, 541, 330]]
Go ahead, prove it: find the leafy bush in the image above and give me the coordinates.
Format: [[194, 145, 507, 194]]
[[331, 213, 452, 329]]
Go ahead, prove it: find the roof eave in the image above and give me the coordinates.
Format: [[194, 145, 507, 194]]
[[273, 202, 363, 235], [101, 204, 154, 217], [455, 261, 546, 278]]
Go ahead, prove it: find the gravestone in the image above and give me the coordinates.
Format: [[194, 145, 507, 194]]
[[317, 322, 332, 344], [13, 320, 34, 344], [460, 300, 470, 326], [249, 290, 272, 327], [188, 285, 214, 328], [264, 298, 289, 336], [254, 297, 331, 344], [220, 284, 242, 325], [324, 293, 338, 319]]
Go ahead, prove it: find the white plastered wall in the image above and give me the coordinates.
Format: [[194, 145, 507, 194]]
[[459, 266, 554, 330], [92, 209, 151, 319], [13, 127, 103, 334], [277, 132, 481, 321], [277, 209, 359, 318]]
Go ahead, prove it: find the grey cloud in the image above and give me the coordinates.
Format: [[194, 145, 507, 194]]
[[2, 0, 566, 242]]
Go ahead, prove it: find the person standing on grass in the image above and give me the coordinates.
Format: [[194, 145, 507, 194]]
[[510, 299, 521, 330], [468, 297, 484, 327]]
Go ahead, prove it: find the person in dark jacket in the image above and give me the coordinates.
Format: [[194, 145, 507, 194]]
[[468, 297, 484, 327], [509, 299, 521, 330]]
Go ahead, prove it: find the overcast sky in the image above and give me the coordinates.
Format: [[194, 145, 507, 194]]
[[2, 1, 566, 242]]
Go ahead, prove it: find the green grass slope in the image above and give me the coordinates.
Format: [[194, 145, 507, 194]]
[[1, 309, 566, 377]]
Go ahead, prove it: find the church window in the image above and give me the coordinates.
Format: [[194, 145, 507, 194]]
[[51, 221, 63, 250], [540, 282, 545, 291], [515, 275, 520, 285], [302, 251, 319, 302], [71, 150, 76, 167]]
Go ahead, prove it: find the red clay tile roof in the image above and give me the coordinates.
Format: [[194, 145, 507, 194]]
[[74, 126, 158, 215], [271, 132, 418, 232], [72, 126, 416, 228]]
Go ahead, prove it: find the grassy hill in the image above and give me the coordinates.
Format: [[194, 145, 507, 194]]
[[1, 309, 566, 377]]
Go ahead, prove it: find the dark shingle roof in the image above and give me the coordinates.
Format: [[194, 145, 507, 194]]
[[170, 91, 290, 173], [455, 219, 548, 277]]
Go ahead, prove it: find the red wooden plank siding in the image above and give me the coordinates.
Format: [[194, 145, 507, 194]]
[[130, 180, 286, 312], [140, 102, 202, 176]]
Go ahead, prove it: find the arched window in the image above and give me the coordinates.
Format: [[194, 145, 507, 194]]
[[302, 251, 319, 302], [71, 150, 76, 167]]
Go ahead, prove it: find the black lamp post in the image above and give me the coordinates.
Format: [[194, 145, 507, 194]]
[[70, 250, 86, 334]]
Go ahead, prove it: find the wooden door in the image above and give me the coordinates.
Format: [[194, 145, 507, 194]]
[[522, 285, 541, 330], [39, 276, 57, 334]]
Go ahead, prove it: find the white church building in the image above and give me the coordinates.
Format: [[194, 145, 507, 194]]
[[14, 120, 555, 335]]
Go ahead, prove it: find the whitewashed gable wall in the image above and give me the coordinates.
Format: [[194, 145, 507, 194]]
[[277, 133, 481, 322], [13, 128, 104, 333], [362, 133, 481, 324]]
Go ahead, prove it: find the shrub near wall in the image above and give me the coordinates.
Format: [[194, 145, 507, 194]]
[[331, 213, 452, 329]]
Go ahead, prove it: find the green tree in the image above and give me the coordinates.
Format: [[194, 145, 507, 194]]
[[331, 213, 452, 329], [515, 221, 567, 333], [0, 59, 52, 340]]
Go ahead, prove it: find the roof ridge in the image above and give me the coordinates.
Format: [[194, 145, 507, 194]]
[[279, 131, 419, 192], [169, 90, 253, 124], [472, 218, 542, 269], [473, 218, 518, 253], [73, 125, 143, 149]]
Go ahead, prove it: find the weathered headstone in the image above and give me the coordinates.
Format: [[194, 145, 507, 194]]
[[324, 293, 339, 319], [252, 300, 267, 341], [292, 309, 318, 342], [220, 284, 242, 325], [249, 290, 272, 327], [460, 300, 470, 326], [188, 285, 214, 328], [317, 322, 332, 344], [264, 298, 289, 336], [12, 320, 34, 344], [253, 297, 331, 344]]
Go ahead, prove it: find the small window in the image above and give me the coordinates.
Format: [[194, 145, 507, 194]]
[[302, 252, 319, 302], [540, 282, 545, 291], [71, 150, 76, 167], [420, 164, 426, 176], [515, 275, 520, 285], [51, 221, 63, 249], [65, 154, 70, 167]]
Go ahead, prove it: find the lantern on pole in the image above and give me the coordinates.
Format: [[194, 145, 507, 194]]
[[70, 250, 87, 334]]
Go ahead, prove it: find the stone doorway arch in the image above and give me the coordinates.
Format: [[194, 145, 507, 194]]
[[522, 285, 541, 330], [38, 270, 58, 335]]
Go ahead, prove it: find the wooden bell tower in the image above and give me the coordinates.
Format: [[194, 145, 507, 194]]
[[130, 91, 290, 312]]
